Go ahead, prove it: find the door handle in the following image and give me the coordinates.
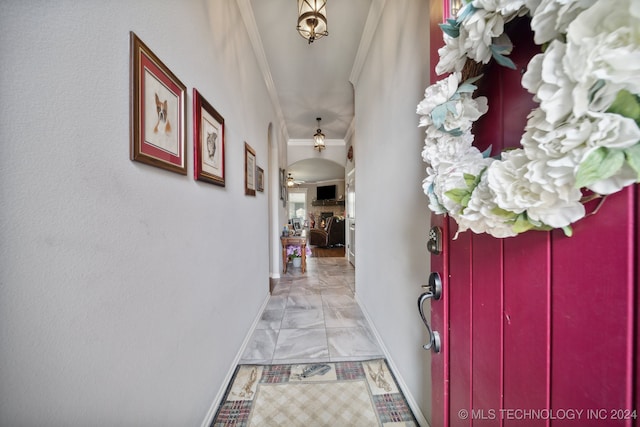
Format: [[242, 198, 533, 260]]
[[418, 272, 442, 353]]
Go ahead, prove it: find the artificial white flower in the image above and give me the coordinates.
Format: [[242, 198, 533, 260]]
[[522, 41, 574, 124], [529, 0, 597, 44], [432, 151, 489, 215], [487, 149, 585, 228], [422, 130, 476, 168], [419, 0, 640, 239], [521, 108, 586, 160], [417, 73, 461, 117], [585, 162, 638, 195], [435, 35, 468, 75], [580, 111, 640, 151], [456, 172, 518, 238], [462, 7, 505, 64], [422, 169, 447, 214], [472, 0, 529, 15], [567, 0, 640, 96], [418, 72, 489, 135]]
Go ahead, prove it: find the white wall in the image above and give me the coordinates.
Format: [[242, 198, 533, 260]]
[[354, 0, 433, 423], [0, 1, 285, 425]]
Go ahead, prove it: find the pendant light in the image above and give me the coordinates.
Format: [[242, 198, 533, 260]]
[[313, 117, 325, 152], [297, 0, 328, 44]]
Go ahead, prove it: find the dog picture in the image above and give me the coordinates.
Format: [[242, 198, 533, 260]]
[[153, 93, 171, 134]]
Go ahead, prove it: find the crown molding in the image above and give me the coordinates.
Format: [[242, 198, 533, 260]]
[[349, 0, 387, 88], [344, 116, 356, 143], [236, 0, 289, 141]]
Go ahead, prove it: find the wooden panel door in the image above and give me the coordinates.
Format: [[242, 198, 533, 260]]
[[431, 188, 638, 427], [428, 4, 639, 427]]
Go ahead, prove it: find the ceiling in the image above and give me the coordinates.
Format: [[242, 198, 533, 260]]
[[286, 158, 346, 183], [241, 0, 376, 182]]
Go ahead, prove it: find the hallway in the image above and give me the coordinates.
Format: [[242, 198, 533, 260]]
[[240, 257, 384, 364]]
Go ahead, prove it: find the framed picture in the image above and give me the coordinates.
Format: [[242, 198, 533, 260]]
[[280, 168, 287, 207], [245, 142, 256, 196], [292, 218, 302, 233], [193, 89, 225, 186], [256, 166, 264, 192], [130, 32, 186, 175]]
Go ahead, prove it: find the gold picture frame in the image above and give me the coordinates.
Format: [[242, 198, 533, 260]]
[[193, 88, 225, 186], [129, 32, 186, 175], [245, 143, 256, 196]]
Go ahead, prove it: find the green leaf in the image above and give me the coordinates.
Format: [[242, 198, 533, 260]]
[[491, 45, 516, 69], [463, 75, 483, 86], [607, 89, 640, 127], [461, 194, 471, 208], [456, 3, 476, 23], [597, 149, 625, 179], [456, 83, 478, 94], [490, 34, 516, 70], [575, 147, 625, 188], [446, 128, 463, 137], [512, 213, 535, 233], [463, 173, 476, 188], [491, 206, 517, 219], [431, 105, 447, 129], [445, 101, 458, 114], [444, 188, 469, 205], [624, 143, 640, 180], [439, 21, 460, 38], [576, 148, 606, 188], [561, 225, 573, 237]]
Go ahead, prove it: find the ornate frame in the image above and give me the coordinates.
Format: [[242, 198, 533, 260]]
[[129, 32, 186, 175], [193, 89, 225, 186]]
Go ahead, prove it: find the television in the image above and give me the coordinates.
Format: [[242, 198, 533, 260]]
[[317, 185, 336, 200]]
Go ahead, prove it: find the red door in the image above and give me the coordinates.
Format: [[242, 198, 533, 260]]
[[427, 3, 639, 426]]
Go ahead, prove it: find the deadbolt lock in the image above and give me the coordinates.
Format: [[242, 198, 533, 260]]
[[427, 226, 442, 255]]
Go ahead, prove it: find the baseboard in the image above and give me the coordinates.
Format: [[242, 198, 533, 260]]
[[201, 292, 430, 427], [355, 293, 431, 427], [200, 293, 271, 427]]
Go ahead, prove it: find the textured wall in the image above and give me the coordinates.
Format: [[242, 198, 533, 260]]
[[353, 0, 433, 423], [0, 1, 283, 425]]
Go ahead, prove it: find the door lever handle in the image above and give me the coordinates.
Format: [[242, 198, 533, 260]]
[[424, 273, 442, 299], [418, 291, 441, 353], [418, 272, 443, 353]]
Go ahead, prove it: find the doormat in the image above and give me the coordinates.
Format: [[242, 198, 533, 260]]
[[211, 359, 418, 426]]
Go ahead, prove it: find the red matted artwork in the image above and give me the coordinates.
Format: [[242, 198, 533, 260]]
[[193, 89, 225, 186], [130, 32, 186, 175]]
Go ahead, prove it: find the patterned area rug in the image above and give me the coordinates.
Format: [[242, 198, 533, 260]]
[[212, 359, 418, 426]]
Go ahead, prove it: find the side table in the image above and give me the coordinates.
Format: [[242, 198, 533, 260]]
[[280, 233, 307, 273]]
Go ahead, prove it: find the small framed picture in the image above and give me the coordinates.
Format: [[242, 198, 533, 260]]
[[193, 89, 225, 186], [245, 142, 256, 196], [256, 166, 264, 192], [280, 168, 287, 207], [130, 32, 186, 175]]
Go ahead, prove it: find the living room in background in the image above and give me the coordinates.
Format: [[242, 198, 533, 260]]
[[287, 188, 308, 229]]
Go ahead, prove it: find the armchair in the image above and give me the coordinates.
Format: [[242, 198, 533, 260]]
[[309, 216, 345, 247]]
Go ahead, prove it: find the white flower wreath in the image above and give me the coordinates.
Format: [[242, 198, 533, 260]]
[[418, 0, 640, 238]]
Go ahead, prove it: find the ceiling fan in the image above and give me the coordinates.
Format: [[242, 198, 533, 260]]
[[287, 173, 305, 187]]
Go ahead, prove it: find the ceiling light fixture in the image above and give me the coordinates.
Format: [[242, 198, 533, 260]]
[[313, 117, 326, 152], [287, 173, 295, 187], [449, 0, 463, 18], [297, 0, 328, 44]]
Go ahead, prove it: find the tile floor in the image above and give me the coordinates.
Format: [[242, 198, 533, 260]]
[[240, 256, 385, 364]]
